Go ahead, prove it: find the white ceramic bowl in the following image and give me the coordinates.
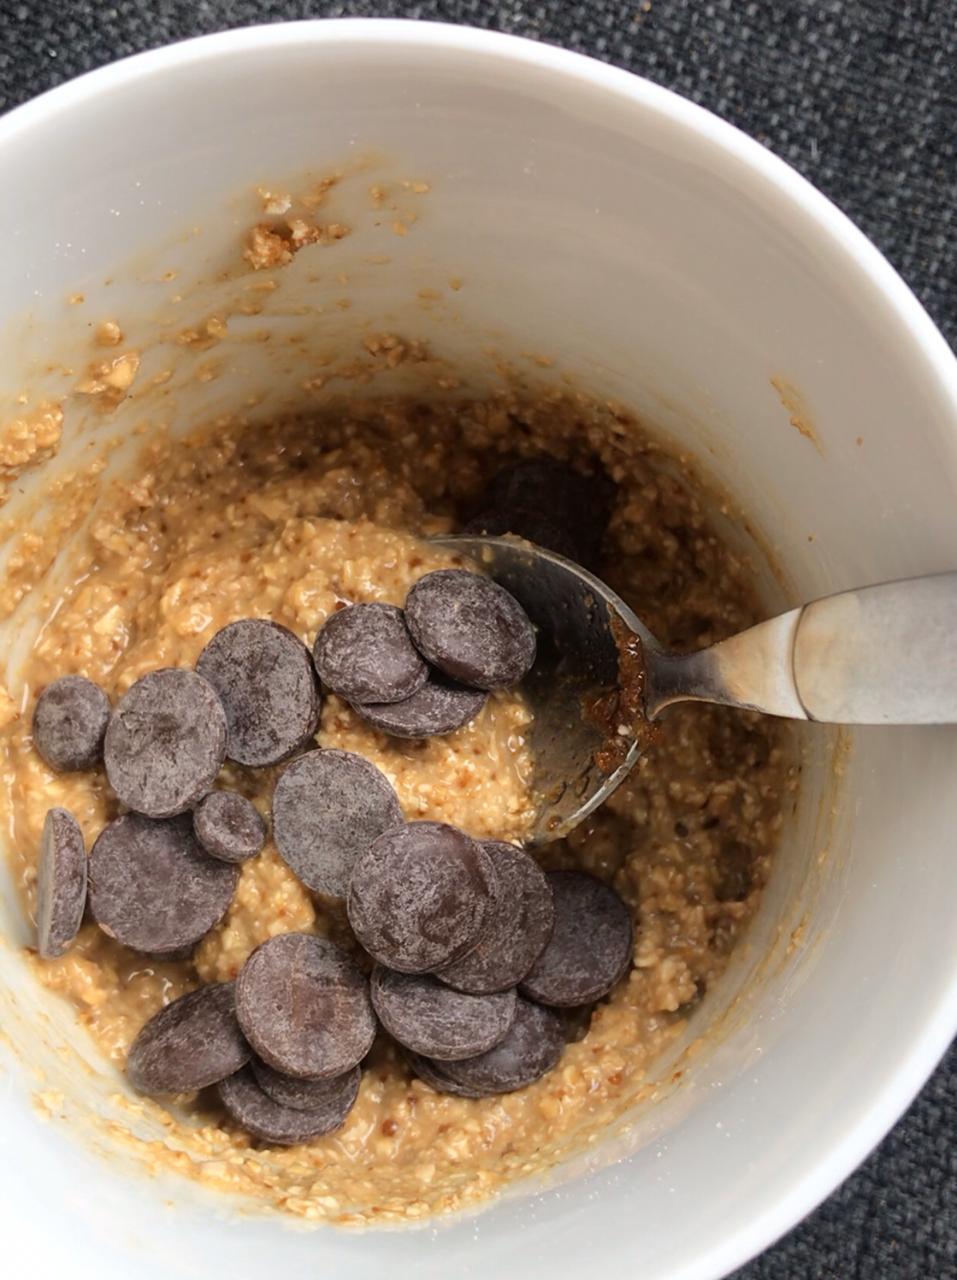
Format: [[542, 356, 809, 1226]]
[[0, 20, 955, 1280]]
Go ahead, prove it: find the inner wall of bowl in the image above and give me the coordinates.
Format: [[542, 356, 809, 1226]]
[[1, 29, 955, 1280]]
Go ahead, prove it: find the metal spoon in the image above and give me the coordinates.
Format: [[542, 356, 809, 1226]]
[[436, 536, 957, 844]]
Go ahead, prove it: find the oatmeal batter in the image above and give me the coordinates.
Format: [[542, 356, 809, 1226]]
[[0, 391, 797, 1223]]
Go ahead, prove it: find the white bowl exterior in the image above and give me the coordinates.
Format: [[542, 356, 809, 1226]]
[[0, 21, 955, 1280]]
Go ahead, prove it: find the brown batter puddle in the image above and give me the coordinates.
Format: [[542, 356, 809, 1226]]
[[0, 389, 798, 1224]]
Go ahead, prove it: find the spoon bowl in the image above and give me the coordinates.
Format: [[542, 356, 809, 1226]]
[[436, 535, 657, 842], [437, 535, 957, 842]]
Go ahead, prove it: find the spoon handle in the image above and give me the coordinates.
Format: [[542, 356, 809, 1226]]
[[647, 572, 957, 724]]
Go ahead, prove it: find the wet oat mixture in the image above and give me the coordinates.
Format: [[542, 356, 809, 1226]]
[[0, 390, 798, 1223]]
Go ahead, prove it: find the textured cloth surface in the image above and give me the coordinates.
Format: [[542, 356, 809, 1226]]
[[1, 2, 955, 1276]]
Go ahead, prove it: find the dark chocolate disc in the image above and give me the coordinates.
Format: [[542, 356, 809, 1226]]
[[272, 749, 402, 898], [436, 842, 554, 994], [251, 1059, 362, 1114], [193, 791, 267, 864], [462, 508, 584, 563], [479, 458, 615, 565], [404, 570, 536, 690], [196, 619, 320, 767], [235, 932, 376, 1079], [313, 603, 428, 704], [371, 966, 516, 1060], [351, 675, 487, 739], [104, 668, 227, 818], [437, 996, 564, 1095], [347, 822, 497, 973], [519, 871, 633, 1007], [88, 812, 238, 954], [127, 982, 250, 1094], [403, 1050, 485, 1099], [36, 807, 87, 959], [32, 675, 110, 772], [219, 1064, 359, 1145]]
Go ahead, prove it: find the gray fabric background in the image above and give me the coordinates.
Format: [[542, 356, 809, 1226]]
[[1, 2, 954, 1275]]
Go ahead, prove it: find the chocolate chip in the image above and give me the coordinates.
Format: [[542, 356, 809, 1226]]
[[436, 842, 554, 994], [88, 813, 238, 954], [145, 943, 197, 963], [351, 674, 487, 739], [219, 1064, 359, 1145], [404, 570, 536, 690], [371, 966, 516, 1060], [127, 982, 250, 1095], [462, 508, 583, 563], [32, 676, 110, 772], [251, 1059, 361, 1114], [193, 791, 266, 864], [36, 807, 87, 959], [557, 1003, 595, 1044], [350, 670, 486, 742], [520, 871, 633, 1008], [235, 932, 375, 1079], [438, 995, 564, 1095], [104, 668, 227, 818], [196, 619, 320, 767], [348, 822, 498, 974], [313, 603, 428, 704], [479, 459, 615, 566], [403, 1050, 485, 1099], [272, 749, 402, 898], [715, 840, 755, 903], [485, 458, 614, 516]]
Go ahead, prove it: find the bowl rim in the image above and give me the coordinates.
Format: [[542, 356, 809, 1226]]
[[1, 18, 955, 1280]]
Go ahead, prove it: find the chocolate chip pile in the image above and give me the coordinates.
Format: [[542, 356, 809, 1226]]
[[30, 470, 634, 1148]]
